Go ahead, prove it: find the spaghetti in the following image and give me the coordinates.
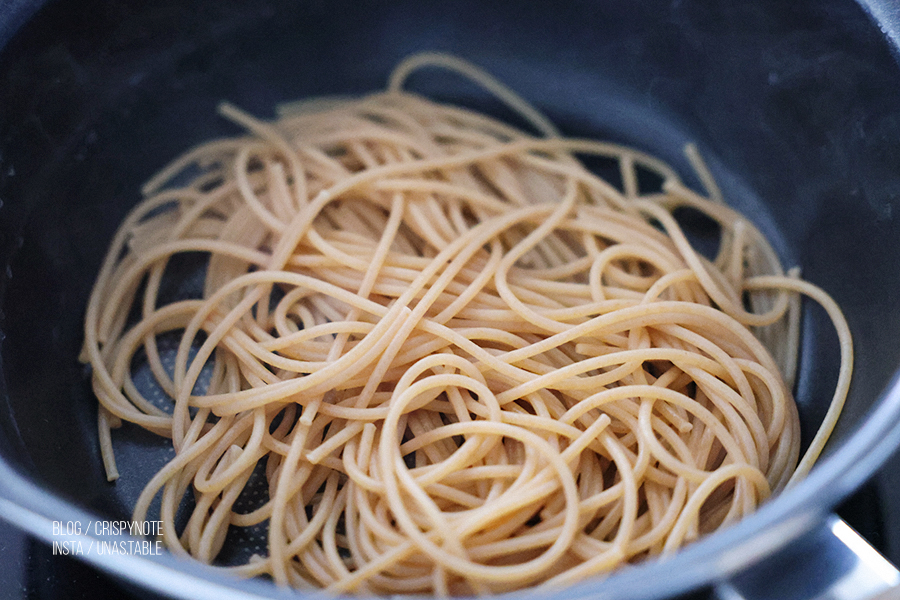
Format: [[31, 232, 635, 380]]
[[81, 53, 852, 595]]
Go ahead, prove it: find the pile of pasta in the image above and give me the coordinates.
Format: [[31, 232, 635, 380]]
[[82, 54, 851, 595]]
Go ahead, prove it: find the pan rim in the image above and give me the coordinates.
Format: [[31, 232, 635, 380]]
[[0, 371, 898, 599]]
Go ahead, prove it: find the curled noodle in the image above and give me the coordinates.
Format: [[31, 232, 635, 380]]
[[81, 53, 851, 595]]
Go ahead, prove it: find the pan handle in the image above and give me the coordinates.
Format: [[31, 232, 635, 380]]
[[714, 514, 899, 600]]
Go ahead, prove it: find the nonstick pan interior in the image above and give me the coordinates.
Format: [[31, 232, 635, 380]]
[[1, 0, 900, 596]]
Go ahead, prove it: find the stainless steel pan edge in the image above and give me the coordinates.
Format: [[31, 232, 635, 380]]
[[1, 371, 899, 600], [0, 0, 42, 52]]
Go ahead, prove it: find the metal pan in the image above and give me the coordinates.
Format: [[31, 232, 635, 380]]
[[1, 0, 900, 598]]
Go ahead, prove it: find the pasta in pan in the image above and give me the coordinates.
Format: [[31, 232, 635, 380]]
[[81, 53, 851, 595]]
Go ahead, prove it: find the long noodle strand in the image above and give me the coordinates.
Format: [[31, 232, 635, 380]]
[[81, 53, 851, 596]]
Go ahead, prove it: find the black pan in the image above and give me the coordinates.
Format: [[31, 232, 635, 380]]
[[1, 0, 900, 598]]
